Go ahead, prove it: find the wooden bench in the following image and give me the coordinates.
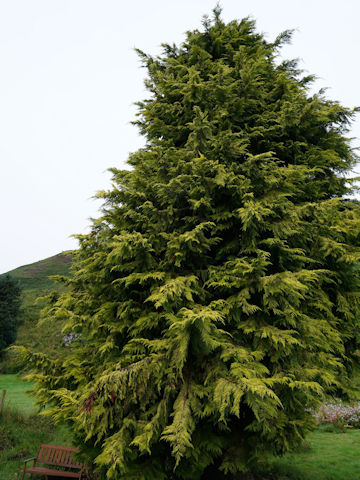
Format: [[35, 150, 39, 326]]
[[20, 443, 84, 479]]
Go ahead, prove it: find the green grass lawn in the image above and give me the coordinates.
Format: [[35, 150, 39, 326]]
[[0, 374, 36, 415], [264, 426, 360, 480]]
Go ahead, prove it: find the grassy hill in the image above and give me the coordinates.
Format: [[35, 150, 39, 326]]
[[5, 252, 72, 291], [0, 252, 73, 372]]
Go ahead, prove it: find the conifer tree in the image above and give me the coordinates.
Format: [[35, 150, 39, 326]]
[[15, 7, 360, 479], [0, 275, 21, 355]]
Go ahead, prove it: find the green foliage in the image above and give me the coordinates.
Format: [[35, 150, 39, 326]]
[[0, 276, 21, 355], [13, 7, 360, 479]]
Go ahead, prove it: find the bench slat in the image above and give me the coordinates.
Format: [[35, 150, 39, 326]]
[[21, 443, 84, 480], [55, 448, 61, 465], [35, 444, 82, 468], [24, 466, 81, 478], [37, 445, 46, 462], [60, 448, 68, 465]]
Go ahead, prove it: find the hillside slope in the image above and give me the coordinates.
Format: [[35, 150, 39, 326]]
[[1, 253, 73, 372], [5, 252, 72, 291]]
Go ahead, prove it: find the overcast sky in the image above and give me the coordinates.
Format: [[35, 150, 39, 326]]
[[1, 0, 359, 273]]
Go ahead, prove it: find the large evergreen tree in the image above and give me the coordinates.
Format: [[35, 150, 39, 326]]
[[0, 275, 21, 355], [15, 7, 360, 479]]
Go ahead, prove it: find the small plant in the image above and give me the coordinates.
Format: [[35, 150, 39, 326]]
[[62, 332, 79, 347]]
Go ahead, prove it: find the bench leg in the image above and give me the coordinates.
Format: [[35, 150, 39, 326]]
[[19, 468, 29, 480]]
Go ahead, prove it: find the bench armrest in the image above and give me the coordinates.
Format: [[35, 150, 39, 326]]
[[23, 457, 36, 464]]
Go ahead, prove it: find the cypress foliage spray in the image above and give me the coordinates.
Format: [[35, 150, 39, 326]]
[[15, 7, 360, 479]]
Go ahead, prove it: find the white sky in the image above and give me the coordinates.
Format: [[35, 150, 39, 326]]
[[1, 0, 359, 273]]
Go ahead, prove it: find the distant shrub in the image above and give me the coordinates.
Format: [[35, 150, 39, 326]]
[[314, 402, 360, 428]]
